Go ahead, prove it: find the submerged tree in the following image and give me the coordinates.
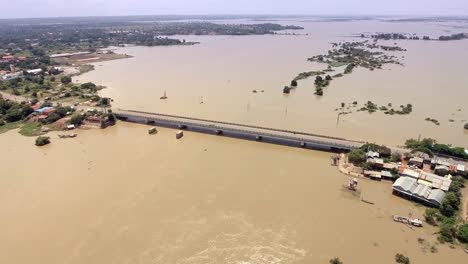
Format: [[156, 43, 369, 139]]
[[329, 257, 343, 264], [395, 253, 410, 264]]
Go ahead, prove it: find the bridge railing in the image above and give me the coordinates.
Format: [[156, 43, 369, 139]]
[[116, 111, 359, 149], [115, 109, 365, 145]]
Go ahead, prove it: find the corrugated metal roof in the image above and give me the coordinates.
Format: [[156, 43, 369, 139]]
[[428, 189, 446, 206]]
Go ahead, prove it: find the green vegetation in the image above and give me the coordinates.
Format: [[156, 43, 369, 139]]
[[0, 20, 302, 54], [425, 117, 440, 126], [457, 224, 468, 243], [395, 253, 410, 264], [424, 208, 440, 226], [329, 258, 343, 264], [18, 122, 43, 137], [35, 136, 50, 146], [0, 94, 34, 126], [348, 149, 367, 165], [344, 64, 355, 74], [405, 138, 468, 159], [464, 123, 468, 130], [70, 113, 85, 126], [360, 143, 391, 157], [293, 71, 323, 81], [423, 176, 465, 243], [60, 76, 72, 85], [438, 33, 468, 41], [290, 80, 298, 87], [0, 121, 21, 135]]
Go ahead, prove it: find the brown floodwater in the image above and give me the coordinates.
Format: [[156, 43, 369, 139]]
[[78, 20, 468, 148], [2, 19, 468, 264], [0, 123, 467, 264]]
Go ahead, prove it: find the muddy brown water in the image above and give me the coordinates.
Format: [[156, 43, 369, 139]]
[[0, 123, 467, 263], [77, 20, 468, 148], [1, 19, 468, 263]]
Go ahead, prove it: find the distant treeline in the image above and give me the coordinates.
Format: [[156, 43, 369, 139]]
[[361, 32, 468, 41], [0, 21, 303, 53]]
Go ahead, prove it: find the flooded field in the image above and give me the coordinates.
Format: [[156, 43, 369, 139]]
[[0, 123, 467, 264], [78, 20, 468, 148]]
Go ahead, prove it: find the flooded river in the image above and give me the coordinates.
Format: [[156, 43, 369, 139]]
[[78, 20, 468, 148], [1, 18, 468, 264], [1, 124, 467, 263]]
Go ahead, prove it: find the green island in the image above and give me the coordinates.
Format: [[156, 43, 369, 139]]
[[285, 40, 404, 96], [335, 101, 413, 116], [360, 32, 468, 41]]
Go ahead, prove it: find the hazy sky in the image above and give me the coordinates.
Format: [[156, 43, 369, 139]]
[[2, 0, 468, 19]]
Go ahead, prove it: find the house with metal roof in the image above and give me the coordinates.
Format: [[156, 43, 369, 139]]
[[456, 164, 465, 173], [392, 177, 446, 207], [409, 157, 424, 168], [434, 165, 450, 176], [401, 169, 420, 179]]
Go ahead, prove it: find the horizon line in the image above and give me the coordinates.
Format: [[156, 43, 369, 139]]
[[1, 13, 468, 21]]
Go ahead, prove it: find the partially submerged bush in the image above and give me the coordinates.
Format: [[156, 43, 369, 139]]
[[35, 136, 50, 146]]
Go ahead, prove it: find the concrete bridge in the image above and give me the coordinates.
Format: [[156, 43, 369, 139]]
[[114, 109, 366, 152]]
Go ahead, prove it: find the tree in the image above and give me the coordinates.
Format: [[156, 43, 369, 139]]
[[395, 253, 410, 264], [424, 208, 439, 226], [329, 258, 343, 264], [348, 149, 366, 165], [457, 224, 468, 243], [35, 136, 50, 146], [325, 75, 332, 81], [290, 80, 298, 87], [60, 75, 72, 84], [81, 82, 97, 90], [4, 109, 22, 122], [70, 114, 84, 126], [46, 112, 61, 123], [439, 192, 460, 217], [438, 217, 456, 243], [99, 97, 110, 106], [465, 123, 468, 130], [314, 76, 323, 85]]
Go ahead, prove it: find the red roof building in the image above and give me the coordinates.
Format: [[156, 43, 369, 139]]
[[32, 103, 43, 111], [42, 108, 56, 116]]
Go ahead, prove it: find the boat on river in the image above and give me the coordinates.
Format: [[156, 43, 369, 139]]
[[393, 215, 423, 227], [58, 134, 77, 139]]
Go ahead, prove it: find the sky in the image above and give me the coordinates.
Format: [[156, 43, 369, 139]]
[[1, 0, 468, 19]]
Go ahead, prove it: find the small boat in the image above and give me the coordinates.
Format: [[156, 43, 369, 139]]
[[58, 134, 77, 139], [176, 131, 184, 139], [393, 215, 423, 227], [160, 90, 168, 100], [148, 127, 157, 135]]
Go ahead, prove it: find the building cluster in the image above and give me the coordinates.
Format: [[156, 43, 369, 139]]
[[363, 150, 466, 208], [392, 155, 466, 208]]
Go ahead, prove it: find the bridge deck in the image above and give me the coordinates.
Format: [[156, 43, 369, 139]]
[[115, 109, 365, 151]]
